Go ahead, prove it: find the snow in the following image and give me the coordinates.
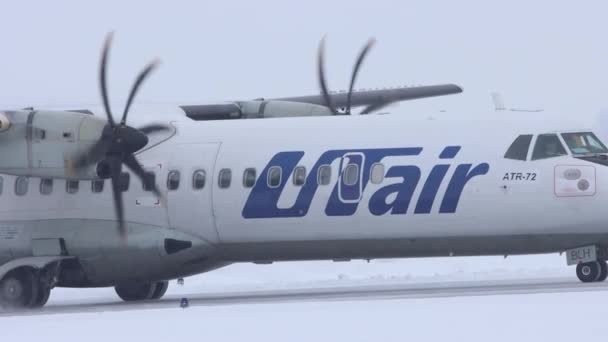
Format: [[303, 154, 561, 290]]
[[0, 253, 598, 341]]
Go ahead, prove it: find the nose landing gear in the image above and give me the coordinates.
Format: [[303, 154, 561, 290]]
[[576, 260, 608, 283]]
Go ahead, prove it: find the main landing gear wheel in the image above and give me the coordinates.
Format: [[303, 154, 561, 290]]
[[31, 285, 51, 308], [115, 281, 169, 302], [576, 261, 607, 283], [151, 281, 169, 300], [0, 268, 39, 309], [598, 260, 608, 282]]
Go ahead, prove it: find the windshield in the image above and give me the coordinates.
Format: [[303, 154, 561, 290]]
[[561, 132, 608, 155]]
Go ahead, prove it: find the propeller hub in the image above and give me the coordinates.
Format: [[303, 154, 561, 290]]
[[109, 125, 149, 154]]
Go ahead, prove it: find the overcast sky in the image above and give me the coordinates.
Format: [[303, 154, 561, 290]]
[[1, 0, 607, 118]]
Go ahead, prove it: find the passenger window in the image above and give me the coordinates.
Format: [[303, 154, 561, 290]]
[[505, 134, 533, 161], [267, 167, 282, 188], [343, 163, 359, 186], [293, 166, 306, 186], [219, 169, 232, 188], [40, 178, 53, 195], [66, 180, 79, 194], [167, 171, 180, 191], [532, 134, 568, 160], [92, 179, 104, 193], [0, 176, 4, 195], [243, 168, 257, 188], [142, 171, 156, 192], [370, 163, 385, 184], [192, 170, 206, 190], [15, 176, 28, 196], [318, 165, 332, 185], [119, 173, 130, 192]]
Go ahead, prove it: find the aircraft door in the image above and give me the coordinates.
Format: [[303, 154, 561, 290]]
[[338, 152, 365, 203], [167, 143, 221, 243]]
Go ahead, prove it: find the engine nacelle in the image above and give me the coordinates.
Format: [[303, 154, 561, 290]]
[[0, 110, 106, 179]]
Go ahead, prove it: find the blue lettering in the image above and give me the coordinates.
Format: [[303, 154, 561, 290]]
[[369, 166, 421, 216], [439, 163, 490, 213]]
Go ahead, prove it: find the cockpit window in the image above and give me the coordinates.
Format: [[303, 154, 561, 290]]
[[505, 134, 533, 161], [531, 134, 568, 160], [561, 132, 608, 155]]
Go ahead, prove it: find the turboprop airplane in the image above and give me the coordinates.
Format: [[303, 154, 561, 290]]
[[0, 34, 606, 309]]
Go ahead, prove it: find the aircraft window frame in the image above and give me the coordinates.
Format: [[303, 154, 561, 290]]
[[318, 165, 332, 186], [119, 172, 130, 192], [40, 178, 53, 195], [343, 163, 359, 186], [192, 170, 206, 190], [142, 171, 156, 192], [293, 166, 307, 186], [267, 166, 282, 188], [243, 168, 257, 188], [531, 134, 568, 160], [15, 176, 29, 196], [504, 134, 533, 161], [561, 132, 608, 155], [218, 169, 232, 189], [167, 170, 180, 191], [66, 180, 79, 194], [91, 179, 104, 193], [370, 163, 385, 184]]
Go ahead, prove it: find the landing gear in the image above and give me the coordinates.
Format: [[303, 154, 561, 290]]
[[151, 281, 169, 300], [115, 281, 169, 302], [576, 260, 608, 283], [599, 260, 608, 282], [0, 268, 51, 309]]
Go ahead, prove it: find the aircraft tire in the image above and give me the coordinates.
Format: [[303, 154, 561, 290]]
[[115, 282, 157, 301], [576, 261, 601, 283], [0, 268, 38, 309], [31, 284, 51, 308], [598, 260, 608, 282], [151, 281, 169, 300]]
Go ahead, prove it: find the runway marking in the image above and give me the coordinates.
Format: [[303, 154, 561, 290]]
[[2, 277, 607, 316]]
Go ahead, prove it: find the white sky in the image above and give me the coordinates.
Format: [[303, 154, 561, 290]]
[[1, 0, 607, 117]]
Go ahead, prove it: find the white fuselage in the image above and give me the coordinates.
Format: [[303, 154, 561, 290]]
[[0, 108, 606, 285]]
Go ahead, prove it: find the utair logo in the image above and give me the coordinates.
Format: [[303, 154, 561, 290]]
[[242, 146, 490, 218]]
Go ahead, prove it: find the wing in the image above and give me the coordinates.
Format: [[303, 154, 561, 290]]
[[182, 84, 462, 121]]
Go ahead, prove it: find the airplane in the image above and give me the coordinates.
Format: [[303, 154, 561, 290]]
[[0, 33, 606, 309]]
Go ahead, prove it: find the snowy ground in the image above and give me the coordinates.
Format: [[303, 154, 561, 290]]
[[0, 253, 603, 341]]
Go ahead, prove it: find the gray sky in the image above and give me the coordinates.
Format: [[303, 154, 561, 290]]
[[1, 0, 607, 116]]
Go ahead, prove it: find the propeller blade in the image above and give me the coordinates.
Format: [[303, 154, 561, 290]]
[[346, 38, 376, 114], [100, 32, 116, 127], [108, 156, 126, 238], [120, 59, 160, 125], [317, 38, 340, 115], [73, 138, 110, 169], [138, 123, 171, 135], [123, 153, 162, 199]]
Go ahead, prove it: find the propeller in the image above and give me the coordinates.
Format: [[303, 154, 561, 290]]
[[317, 37, 377, 115], [75, 33, 171, 239]]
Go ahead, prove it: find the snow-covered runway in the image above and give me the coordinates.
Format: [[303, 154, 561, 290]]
[[0, 255, 603, 341], [4, 277, 606, 317]]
